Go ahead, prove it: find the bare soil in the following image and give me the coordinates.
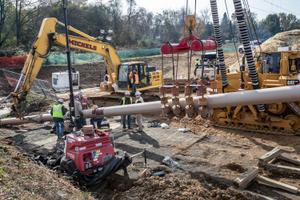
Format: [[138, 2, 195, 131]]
[[0, 140, 94, 200], [17, 52, 239, 91], [1, 116, 300, 199], [113, 173, 258, 200]]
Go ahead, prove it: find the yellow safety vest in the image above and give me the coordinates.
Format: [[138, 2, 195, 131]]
[[195, 58, 201, 66], [122, 97, 132, 105], [52, 104, 64, 118]]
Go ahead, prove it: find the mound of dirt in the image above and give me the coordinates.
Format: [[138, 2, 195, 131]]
[[113, 173, 258, 200], [0, 70, 12, 96], [0, 142, 94, 200], [257, 29, 300, 53]]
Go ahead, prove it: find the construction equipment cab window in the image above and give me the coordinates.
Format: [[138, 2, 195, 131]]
[[117, 62, 154, 90]]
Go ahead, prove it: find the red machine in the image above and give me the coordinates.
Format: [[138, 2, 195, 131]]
[[64, 130, 115, 175], [60, 126, 131, 186], [160, 35, 217, 55]]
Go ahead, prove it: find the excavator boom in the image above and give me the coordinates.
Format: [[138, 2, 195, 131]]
[[11, 18, 122, 115]]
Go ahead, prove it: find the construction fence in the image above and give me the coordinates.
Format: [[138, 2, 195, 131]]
[[44, 48, 161, 65]]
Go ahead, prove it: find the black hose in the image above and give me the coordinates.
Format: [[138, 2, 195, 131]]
[[210, 0, 229, 90], [233, 0, 265, 112]]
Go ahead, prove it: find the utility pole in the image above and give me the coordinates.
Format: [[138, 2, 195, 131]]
[[62, 0, 75, 123]]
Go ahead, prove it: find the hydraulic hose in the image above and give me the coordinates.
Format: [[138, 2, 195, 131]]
[[210, 0, 229, 89], [232, 0, 265, 112]]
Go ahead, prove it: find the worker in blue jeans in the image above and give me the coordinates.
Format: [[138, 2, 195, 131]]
[[50, 99, 67, 141], [120, 91, 132, 129]]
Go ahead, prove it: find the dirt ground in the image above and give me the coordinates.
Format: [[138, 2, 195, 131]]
[[0, 52, 238, 96], [0, 141, 94, 200], [1, 51, 300, 199], [1, 115, 300, 199]]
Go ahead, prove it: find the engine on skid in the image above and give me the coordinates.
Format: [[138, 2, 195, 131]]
[[60, 125, 132, 186]]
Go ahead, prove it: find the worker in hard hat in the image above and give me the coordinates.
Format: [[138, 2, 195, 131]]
[[195, 58, 201, 67], [135, 91, 144, 132], [120, 91, 133, 129], [74, 95, 84, 130], [129, 69, 139, 94], [50, 99, 67, 141], [90, 104, 104, 129]]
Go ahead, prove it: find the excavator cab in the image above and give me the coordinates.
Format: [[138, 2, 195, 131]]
[[117, 61, 161, 91]]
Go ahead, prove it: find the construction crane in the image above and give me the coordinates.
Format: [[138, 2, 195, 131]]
[[11, 17, 162, 116]]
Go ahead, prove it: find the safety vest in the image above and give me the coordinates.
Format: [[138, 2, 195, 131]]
[[52, 104, 64, 118], [135, 97, 144, 104], [122, 97, 132, 105], [129, 72, 139, 84], [195, 58, 201, 66]]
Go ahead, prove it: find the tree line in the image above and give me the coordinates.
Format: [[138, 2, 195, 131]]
[[0, 0, 300, 52]]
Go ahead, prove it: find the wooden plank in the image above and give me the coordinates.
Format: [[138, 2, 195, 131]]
[[258, 147, 282, 166], [233, 167, 258, 189], [265, 163, 300, 175], [256, 175, 299, 194], [242, 190, 275, 200], [279, 154, 300, 166]]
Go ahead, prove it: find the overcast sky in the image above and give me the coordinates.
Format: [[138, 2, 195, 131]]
[[87, 0, 300, 20]]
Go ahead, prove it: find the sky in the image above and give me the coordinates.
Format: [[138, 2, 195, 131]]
[[87, 0, 300, 20]]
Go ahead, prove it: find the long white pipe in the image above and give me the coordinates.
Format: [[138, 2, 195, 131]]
[[83, 85, 300, 117], [205, 85, 300, 107], [1, 85, 300, 126]]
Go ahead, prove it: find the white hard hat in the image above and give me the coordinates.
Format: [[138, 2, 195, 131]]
[[135, 91, 141, 96], [76, 91, 83, 97], [125, 91, 130, 96], [58, 99, 64, 104]]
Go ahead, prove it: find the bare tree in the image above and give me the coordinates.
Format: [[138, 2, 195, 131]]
[[126, 0, 135, 24], [14, 0, 40, 46], [0, 0, 15, 47]]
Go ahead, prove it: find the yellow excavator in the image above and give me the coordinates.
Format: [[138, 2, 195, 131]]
[[11, 17, 162, 115]]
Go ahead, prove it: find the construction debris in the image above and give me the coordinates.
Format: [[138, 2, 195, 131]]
[[259, 147, 300, 176], [234, 147, 300, 197], [162, 156, 180, 169], [113, 173, 259, 200]]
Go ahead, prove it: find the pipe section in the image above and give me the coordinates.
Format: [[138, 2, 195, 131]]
[[0, 114, 52, 126], [1, 85, 300, 126]]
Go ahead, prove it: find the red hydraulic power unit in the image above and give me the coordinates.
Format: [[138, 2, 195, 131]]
[[64, 129, 115, 175]]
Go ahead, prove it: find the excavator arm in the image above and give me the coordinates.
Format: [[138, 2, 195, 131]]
[[11, 17, 122, 116]]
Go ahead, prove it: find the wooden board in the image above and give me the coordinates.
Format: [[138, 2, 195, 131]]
[[265, 163, 300, 175], [233, 167, 258, 189], [256, 175, 299, 194], [279, 154, 300, 166], [259, 147, 282, 166]]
